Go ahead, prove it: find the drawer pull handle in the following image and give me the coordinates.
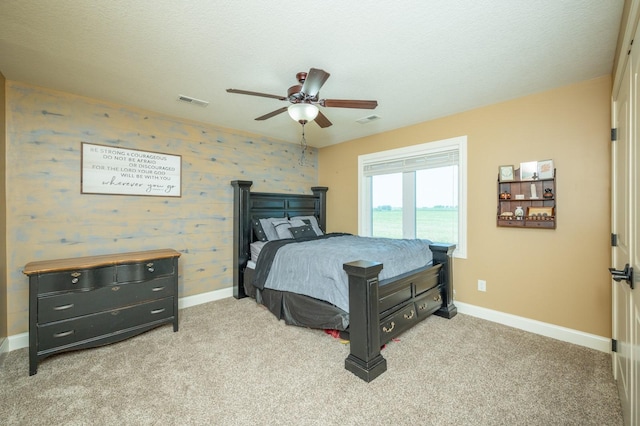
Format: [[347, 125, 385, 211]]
[[152, 286, 165, 292], [151, 308, 166, 315], [70, 272, 81, 278], [382, 322, 395, 333], [148, 267, 155, 272], [53, 330, 74, 338], [418, 303, 427, 311], [433, 295, 442, 303], [71, 278, 79, 284], [111, 286, 120, 291], [146, 262, 154, 267], [404, 310, 415, 320], [53, 303, 74, 311]]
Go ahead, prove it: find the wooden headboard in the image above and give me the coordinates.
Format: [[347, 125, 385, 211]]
[[230, 180, 328, 298]]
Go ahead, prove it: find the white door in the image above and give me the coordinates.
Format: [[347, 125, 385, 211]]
[[630, 40, 640, 425], [612, 29, 638, 426]]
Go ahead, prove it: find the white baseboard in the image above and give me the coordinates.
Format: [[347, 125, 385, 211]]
[[6, 332, 28, 352], [4, 287, 235, 353], [178, 287, 233, 309], [2, 293, 610, 354], [455, 301, 611, 353]]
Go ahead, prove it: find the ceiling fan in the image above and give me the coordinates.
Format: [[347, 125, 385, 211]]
[[226, 68, 378, 128]]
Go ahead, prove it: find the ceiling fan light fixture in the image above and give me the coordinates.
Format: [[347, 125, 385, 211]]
[[288, 103, 319, 123]]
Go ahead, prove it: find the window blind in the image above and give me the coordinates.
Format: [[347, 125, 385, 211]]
[[363, 149, 459, 176]]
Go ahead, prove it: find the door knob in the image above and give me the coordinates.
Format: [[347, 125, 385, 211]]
[[608, 264, 634, 289]]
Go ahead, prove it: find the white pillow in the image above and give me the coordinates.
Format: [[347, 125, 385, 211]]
[[249, 241, 267, 262], [272, 219, 305, 239], [290, 216, 323, 236], [258, 217, 285, 241]]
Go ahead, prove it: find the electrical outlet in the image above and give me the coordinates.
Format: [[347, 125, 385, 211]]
[[478, 279, 487, 292]]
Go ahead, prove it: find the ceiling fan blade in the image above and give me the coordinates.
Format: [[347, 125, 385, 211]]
[[314, 111, 332, 128], [227, 89, 286, 101], [301, 68, 330, 97], [255, 106, 288, 121], [321, 99, 378, 109]]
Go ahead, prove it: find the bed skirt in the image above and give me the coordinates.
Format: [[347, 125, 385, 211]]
[[244, 266, 349, 331]]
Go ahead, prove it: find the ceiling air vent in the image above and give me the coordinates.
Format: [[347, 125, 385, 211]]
[[177, 94, 209, 108], [356, 114, 381, 124]]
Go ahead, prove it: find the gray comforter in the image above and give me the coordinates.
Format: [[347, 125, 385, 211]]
[[257, 235, 434, 313]]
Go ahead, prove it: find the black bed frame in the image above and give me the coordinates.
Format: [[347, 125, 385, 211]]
[[231, 180, 457, 381]]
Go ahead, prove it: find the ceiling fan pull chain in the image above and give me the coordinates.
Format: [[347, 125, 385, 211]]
[[299, 122, 308, 166]]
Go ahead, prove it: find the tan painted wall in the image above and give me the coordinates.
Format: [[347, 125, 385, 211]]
[[0, 73, 7, 342], [319, 76, 612, 338], [5, 81, 317, 336]]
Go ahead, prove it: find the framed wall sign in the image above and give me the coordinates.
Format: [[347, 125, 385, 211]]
[[81, 142, 182, 197]]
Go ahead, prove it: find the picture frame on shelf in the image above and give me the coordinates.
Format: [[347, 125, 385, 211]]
[[537, 159, 554, 179], [527, 206, 554, 217], [519, 161, 538, 180], [499, 165, 515, 182]]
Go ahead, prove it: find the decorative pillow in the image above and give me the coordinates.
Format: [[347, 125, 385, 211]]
[[290, 215, 324, 236], [251, 219, 268, 242], [290, 224, 317, 239], [272, 219, 305, 239], [258, 217, 284, 241], [270, 218, 291, 239]]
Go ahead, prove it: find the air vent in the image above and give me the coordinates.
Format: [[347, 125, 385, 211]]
[[356, 114, 381, 124], [177, 94, 209, 108]]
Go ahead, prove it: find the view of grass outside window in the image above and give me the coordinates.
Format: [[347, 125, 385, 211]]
[[372, 173, 402, 238], [415, 167, 458, 243], [371, 166, 459, 244]]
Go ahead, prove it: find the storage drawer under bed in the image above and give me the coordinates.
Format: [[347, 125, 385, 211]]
[[379, 303, 418, 343], [415, 286, 443, 319], [378, 263, 441, 314]]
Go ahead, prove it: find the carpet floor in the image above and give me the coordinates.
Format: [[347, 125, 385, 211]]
[[0, 297, 623, 425]]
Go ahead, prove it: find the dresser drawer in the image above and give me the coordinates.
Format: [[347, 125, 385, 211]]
[[116, 257, 175, 283], [379, 303, 418, 343], [37, 297, 174, 352], [415, 286, 443, 319], [38, 275, 176, 323], [37, 266, 116, 295]]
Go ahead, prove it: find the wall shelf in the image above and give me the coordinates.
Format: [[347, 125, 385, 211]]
[[497, 168, 556, 229]]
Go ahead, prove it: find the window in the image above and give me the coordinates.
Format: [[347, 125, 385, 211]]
[[358, 136, 467, 258]]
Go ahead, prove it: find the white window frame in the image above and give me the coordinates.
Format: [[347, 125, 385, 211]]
[[358, 135, 467, 259]]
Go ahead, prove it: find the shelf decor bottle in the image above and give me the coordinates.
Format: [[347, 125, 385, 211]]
[[514, 206, 524, 219]]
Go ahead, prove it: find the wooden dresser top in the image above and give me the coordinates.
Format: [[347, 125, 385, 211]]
[[23, 248, 181, 275]]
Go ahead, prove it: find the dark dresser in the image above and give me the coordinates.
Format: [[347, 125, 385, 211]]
[[23, 248, 181, 375]]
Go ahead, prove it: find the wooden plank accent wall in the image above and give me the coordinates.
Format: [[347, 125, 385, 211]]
[[4, 81, 318, 336]]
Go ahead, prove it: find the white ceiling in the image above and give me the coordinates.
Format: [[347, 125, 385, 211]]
[[0, 1, 624, 148]]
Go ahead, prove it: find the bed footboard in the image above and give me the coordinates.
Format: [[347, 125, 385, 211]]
[[343, 261, 387, 382], [343, 243, 456, 382], [430, 243, 457, 319]]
